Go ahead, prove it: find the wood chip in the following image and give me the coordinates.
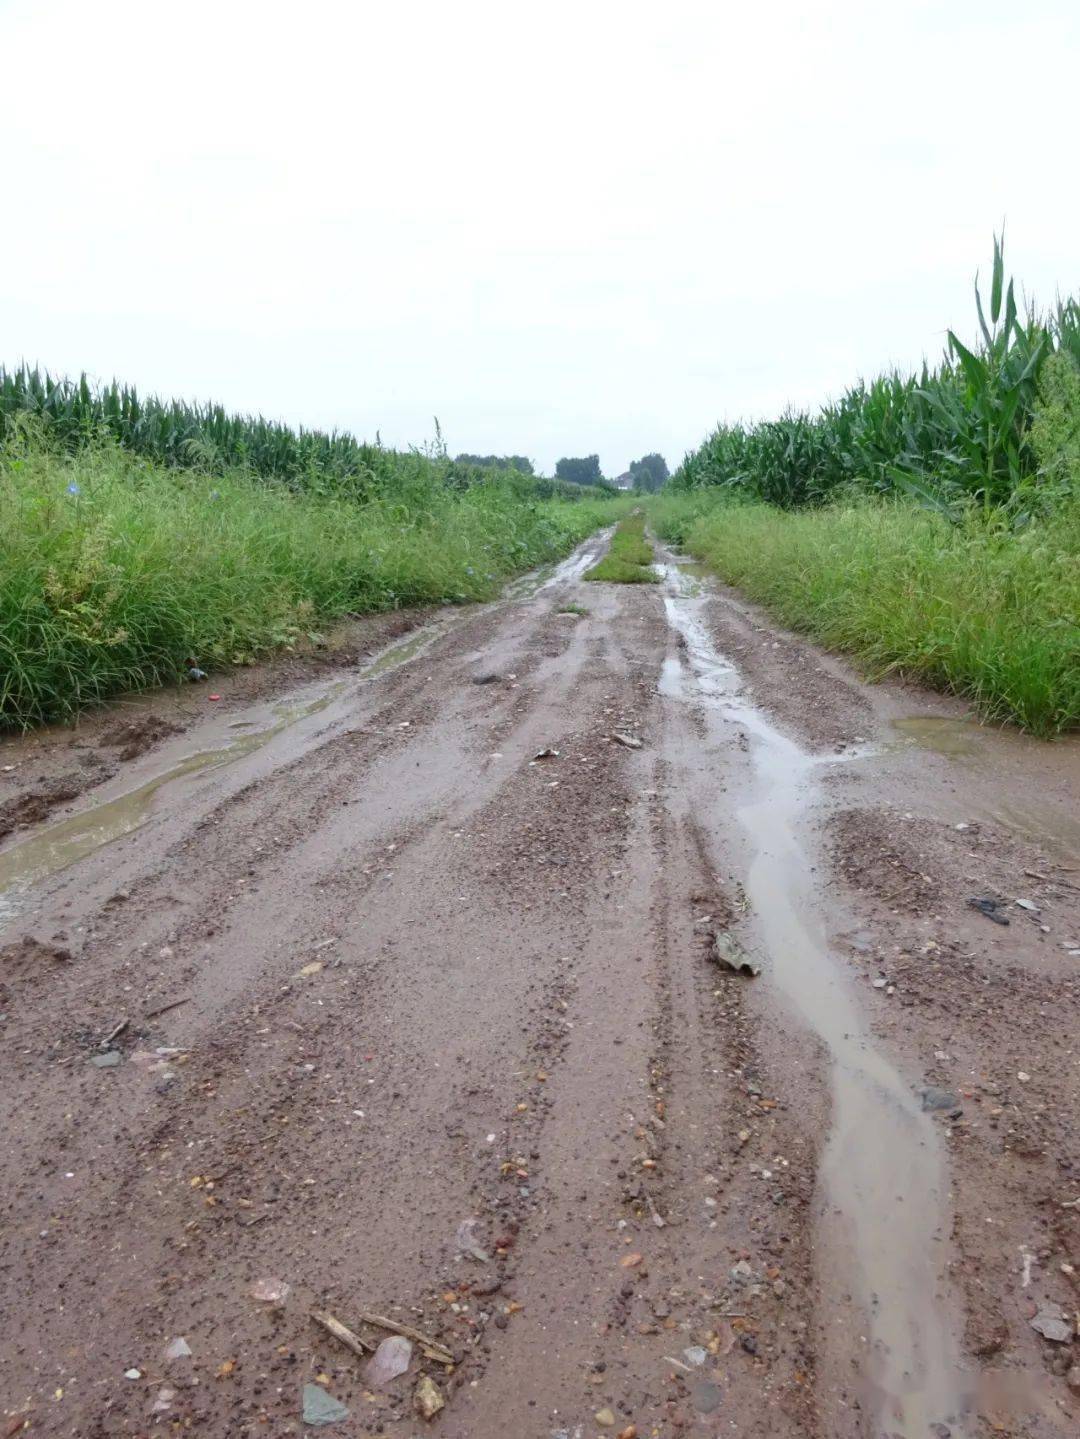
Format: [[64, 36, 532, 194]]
[[143, 996, 192, 1020], [311, 1309, 375, 1358], [100, 1018, 129, 1047], [351, 1310, 454, 1365]]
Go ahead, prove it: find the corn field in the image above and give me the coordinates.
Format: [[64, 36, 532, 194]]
[[674, 239, 1080, 518], [0, 367, 595, 502]]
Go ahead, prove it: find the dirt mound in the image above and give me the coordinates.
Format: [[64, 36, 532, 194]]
[[0, 776, 83, 840], [0, 935, 74, 978], [99, 714, 183, 761]]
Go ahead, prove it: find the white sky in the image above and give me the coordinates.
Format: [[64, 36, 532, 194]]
[[3, 0, 1078, 477]]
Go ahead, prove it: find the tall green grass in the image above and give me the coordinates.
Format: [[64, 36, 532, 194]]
[[0, 433, 620, 729], [650, 490, 1080, 735]]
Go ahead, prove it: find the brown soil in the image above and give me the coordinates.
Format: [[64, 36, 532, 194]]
[[0, 536, 1077, 1438]]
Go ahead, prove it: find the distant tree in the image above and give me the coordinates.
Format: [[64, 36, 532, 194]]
[[555, 455, 603, 486], [627, 453, 669, 492], [455, 453, 535, 475]]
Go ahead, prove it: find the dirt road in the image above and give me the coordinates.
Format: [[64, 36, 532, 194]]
[[2, 531, 1079, 1438]]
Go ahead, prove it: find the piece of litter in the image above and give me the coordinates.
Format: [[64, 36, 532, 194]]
[[533, 747, 559, 760], [364, 1335, 413, 1387], [710, 932, 761, 977], [683, 1345, 708, 1367], [163, 1337, 192, 1360], [1030, 1307, 1073, 1343], [611, 732, 643, 750], [1014, 898, 1039, 912], [151, 1386, 176, 1414], [920, 1086, 962, 1114], [968, 895, 1009, 925], [250, 1278, 290, 1305], [302, 1383, 349, 1426], [455, 1217, 490, 1262], [124, 1368, 142, 1380]]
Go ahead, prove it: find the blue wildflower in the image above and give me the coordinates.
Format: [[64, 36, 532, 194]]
[[66, 481, 81, 496]]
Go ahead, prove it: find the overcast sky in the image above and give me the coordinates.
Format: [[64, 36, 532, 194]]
[[4, 0, 1078, 477]]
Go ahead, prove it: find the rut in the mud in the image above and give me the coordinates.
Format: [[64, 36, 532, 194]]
[[660, 560, 966, 1436]]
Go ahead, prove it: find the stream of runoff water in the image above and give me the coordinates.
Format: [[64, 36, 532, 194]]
[[658, 561, 969, 1438]]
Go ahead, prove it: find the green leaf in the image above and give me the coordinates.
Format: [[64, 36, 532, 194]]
[[1004, 278, 1017, 341], [975, 277, 993, 348], [1013, 333, 1047, 387], [948, 331, 988, 393], [991, 232, 1004, 325]]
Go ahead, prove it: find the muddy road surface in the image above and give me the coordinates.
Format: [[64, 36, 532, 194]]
[[2, 531, 1079, 1439]]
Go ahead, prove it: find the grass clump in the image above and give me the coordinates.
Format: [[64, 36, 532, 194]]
[[556, 603, 589, 616], [585, 511, 658, 584], [650, 491, 1080, 735], [0, 432, 617, 729]]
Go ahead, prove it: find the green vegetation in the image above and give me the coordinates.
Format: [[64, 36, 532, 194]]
[[627, 453, 670, 493], [673, 238, 1079, 519], [0, 425, 618, 730], [1, 365, 396, 499], [0, 367, 611, 503], [651, 489, 1080, 735], [659, 239, 1080, 735], [456, 453, 535, 475], [556, 603, 590, 616], [556, 454, 604, 487], [585, 511, 658, 584]]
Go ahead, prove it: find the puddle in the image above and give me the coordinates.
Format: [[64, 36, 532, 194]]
[[658, 562, 969, 1437], [892, 715, 984, 757], [671, 560, 711, 596], [502, 564, 556, 601], [0, 690, 341, 913], [0, 626, 443, 923], [360, 626, 440, 678], [978, 799, 1080, 867]]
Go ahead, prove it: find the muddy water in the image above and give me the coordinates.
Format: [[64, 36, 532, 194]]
[[0, 624, 445, 923], [658, 562, 969, 1437], [893, 718, 1080, 863], [892, 715, 984, 757]]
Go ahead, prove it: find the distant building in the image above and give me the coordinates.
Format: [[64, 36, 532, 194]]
[[613, 471, 635, 490]]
